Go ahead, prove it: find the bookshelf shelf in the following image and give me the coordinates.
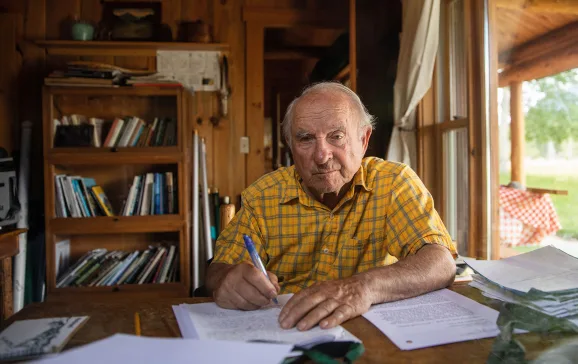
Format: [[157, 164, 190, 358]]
[[49, 283, 187, 301], [43, 85, 183, 97], [36, 40, 230, 57], [48, 149, 183, 165], [50, 216, 184, 234], [43, 85, 190, 301]]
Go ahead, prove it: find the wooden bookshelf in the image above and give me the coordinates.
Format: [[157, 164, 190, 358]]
[[42, 85, 190, 301]]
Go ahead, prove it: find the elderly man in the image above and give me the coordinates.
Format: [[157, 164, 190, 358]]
[[206, 82, 457, 331]]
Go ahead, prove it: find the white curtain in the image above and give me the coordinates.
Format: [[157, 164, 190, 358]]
[[386, 0, 440, 168]]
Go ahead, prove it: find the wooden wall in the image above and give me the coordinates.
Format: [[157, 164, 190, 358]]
[[356, 0, 401, 158], [0, 0, 247, 206], [0, 13, 22, 155], [0, 0, 351, 207]]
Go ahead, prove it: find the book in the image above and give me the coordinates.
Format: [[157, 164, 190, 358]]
[[91, 185, 114, 217], [0, 317, 89, 361]]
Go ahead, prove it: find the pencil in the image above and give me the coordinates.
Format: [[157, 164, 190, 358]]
[[134, 312, 141, 336]]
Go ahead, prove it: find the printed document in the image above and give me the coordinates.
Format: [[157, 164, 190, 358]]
[[173, 294, 359, 346], [363, 289, 511, 350]]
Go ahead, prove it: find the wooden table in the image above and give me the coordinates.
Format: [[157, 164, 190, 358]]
[[0, 228, 24, 322], [2, 285, 574, 363]]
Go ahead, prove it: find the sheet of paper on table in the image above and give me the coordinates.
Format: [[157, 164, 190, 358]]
[[362, 289, 520, 350], [33, 334, 293, 364], [173, 293, 360, 346]]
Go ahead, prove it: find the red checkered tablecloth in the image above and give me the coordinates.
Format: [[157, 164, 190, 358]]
[[499, 185, 562, 247]]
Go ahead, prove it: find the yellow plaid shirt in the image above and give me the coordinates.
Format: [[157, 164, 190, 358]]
[[212, 157, 456, 294]]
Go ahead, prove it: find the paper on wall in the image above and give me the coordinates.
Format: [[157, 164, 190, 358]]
[[156, 51, 221, 92]]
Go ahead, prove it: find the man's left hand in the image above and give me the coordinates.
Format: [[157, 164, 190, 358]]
[[278, 275, 374, 331]]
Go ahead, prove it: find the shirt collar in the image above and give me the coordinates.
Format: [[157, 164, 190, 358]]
[[280, 161, 372, 205]]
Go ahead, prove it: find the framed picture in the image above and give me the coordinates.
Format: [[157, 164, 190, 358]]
[[100, 1, 163, 41]]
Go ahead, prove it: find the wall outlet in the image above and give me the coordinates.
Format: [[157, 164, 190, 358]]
[[240, 136, 250, 154]]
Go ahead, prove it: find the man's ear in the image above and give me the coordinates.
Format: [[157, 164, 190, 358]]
[[360, 126, 372, 154]]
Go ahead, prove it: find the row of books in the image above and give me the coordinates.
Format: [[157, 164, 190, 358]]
[[54, 114, 177, 148], [56, 245, 178, 288], [55, 172, 177, 218], [55, 175, 114, 218], [122, 172, 177, 216]]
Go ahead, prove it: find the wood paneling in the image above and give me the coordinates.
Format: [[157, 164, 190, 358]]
[[356, 0, 401, 158], [245, 22, 265, 186], [495, 7, 578, 57], [0, 14, 23, 154], [213, 0, 246, 201]]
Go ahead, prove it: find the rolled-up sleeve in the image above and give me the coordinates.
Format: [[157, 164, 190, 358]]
[[385, 165, 457, 259], [211, 197, 268, 266]]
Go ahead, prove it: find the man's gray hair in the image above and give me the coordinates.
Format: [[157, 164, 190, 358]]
[[282, 82, 376, 149]]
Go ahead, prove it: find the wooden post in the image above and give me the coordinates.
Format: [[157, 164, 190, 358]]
[[510, 81, 525, 185]]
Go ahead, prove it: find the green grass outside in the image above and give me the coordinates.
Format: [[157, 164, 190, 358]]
[[500, 173, 578, 238]]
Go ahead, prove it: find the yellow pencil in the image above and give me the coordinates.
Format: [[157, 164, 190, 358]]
[[134, 312, 141, 336]]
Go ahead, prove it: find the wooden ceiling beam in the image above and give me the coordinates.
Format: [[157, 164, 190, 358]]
[[498, 44, 578, 86], [498, 21, 578, 85], [495, 0, 578, 14], [499, 21, 578, 66]]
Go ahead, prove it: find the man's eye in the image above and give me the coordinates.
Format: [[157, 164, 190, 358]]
[[299, 136, 313, 142], [331, 134, 344, 140]]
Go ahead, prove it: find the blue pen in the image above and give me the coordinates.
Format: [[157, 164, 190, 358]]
[[243, 234, 279, 304]]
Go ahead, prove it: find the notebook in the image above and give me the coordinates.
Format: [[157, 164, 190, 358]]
[[0, 316, 89, 361]]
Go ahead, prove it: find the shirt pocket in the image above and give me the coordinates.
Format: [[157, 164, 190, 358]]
[[336, 232, 387, 276]]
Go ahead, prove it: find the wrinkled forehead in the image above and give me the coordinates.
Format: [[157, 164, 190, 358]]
[[292, 92, 356, 131]]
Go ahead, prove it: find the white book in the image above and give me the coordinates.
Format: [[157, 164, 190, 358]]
[[0, 317, 89, 361], [122, 176, 140, 216], [139, 173, 154, 216], [117, 117, 138, 147], [89, 118, 104, 147], [105, 118, 125, 147], [159, 245, 176, 284], [138, 247, 166, 284]]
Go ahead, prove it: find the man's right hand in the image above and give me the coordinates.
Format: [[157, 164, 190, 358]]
[[211, 262, 280, 310]]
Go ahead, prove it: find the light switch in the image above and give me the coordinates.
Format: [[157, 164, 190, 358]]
[[240, 136, 250, 154]]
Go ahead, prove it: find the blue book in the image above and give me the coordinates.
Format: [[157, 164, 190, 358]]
[[154, 173, 161, 215], [71, 178, 91, 217]]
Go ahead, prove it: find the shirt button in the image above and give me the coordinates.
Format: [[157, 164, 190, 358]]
[[323, 248, 330, 254]]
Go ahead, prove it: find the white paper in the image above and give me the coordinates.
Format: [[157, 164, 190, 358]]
[[174, 294, 359, 346], [156, 51, 221, 92], [34, 334, 293, 364], [464, 246, 578, 293], [363, 289, 508, 350]]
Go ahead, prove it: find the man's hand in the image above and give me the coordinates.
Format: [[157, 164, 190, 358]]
[[212, 262, 280, 311], [278, 275, 374, 331]]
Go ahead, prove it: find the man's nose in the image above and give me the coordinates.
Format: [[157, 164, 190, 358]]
[[314, 140, 332, 165]]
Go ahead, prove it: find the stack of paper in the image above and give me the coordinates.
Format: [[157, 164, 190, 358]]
[[464, 245, 578, 325], [172, 294, 360, 347]]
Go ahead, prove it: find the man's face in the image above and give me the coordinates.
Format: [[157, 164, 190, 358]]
[[290, 92, 371, 197]]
